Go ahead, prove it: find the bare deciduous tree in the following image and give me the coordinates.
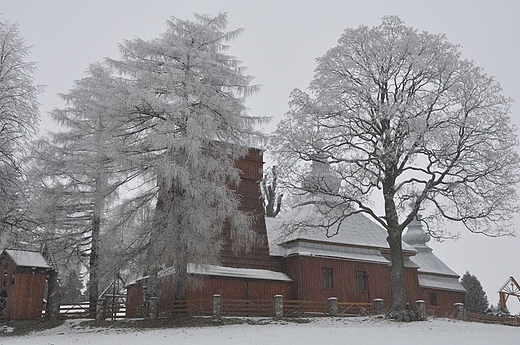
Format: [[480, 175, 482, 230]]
[[273, 16, 519, 318], [261, 166, 283, 218], [0, 18, 42, 238]]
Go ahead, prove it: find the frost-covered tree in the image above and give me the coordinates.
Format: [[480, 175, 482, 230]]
[[273, 16, 519, 318], [0, 18, 42, 237], [460, 271, 489, 312], [28, 63, 129, 309], [59, 269, 86, 303], [261, 166, 284, 217], [103, 13, 264, 299]]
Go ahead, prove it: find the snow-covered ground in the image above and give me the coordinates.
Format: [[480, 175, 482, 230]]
[[1, 317, 517, 345]]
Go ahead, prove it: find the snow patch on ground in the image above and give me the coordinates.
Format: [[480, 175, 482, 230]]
[[1, 317, 518, 344]]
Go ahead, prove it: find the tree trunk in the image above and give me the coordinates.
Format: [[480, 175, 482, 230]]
[[149, 171, 189, 301], [146, 174, 171, 298], [173, 260, 188, 301], [383, 175, 412, 320], [46, 270, 60, 320], [89, 209, 100, 316], [387, 227, 408, 311]]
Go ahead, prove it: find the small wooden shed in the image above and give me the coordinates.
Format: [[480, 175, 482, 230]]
[[0, 249, 52, 321]]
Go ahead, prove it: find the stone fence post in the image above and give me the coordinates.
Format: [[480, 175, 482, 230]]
[[373, 299, 384, 316], [149, 297, 159, 319], [96, 298, 107, 321], [328, 297, 339, 317], [416, 300, 427, 321], [273, 295, 284, 318], [212, 294, 222, 318], [454, 303, 465, 321]]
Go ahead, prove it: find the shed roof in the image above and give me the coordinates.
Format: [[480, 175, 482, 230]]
[[3, 249, 51, 269]]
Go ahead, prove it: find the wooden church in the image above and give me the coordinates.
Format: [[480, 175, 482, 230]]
[[126, 148, 465, 314]]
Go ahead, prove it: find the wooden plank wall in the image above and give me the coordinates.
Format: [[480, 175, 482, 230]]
[[187, 276, 293, 301], [126, 275, 293, 317], [10, 272, 46, 320], [219, 148, 285, 272], [419, 287, 465, 308], [285, 255, 427, 306]]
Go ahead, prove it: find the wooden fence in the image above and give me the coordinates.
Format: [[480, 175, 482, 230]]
[[221, 299, 273, 316], [284, 300, 329, 317], [58, 303, 91, 319], [55, 298, 519, 328], [161, 299, 212, 316], [426, 305, 458, 319], [58, 298, 373, 319], [466, 311, 519, 327]]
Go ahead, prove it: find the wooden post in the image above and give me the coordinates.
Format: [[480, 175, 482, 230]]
[[149, 297, 159, 319], [328, 297, 339, 317], [416, 300, 427, 321], [96, 299, 107, 321], [273, 295, 284, 318], [212, 294, 222, 318], [373, 298, 384, 316], [454, 303, 465, 321]]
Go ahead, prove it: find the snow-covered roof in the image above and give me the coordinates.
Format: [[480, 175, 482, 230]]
[[187, 263, 292, 282], [402, 216, 465, 292], [4, 249, 51, 269], [402, 218, 460, 277], [127, 264, 293, 286], [409, 248, 459, 277], [266, 202, 416, 255], [418, 274, 466, 292], [275, 240, 391, 264]]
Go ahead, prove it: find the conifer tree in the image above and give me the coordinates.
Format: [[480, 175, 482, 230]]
[[59, 269, 85, 303], [103, 13, 264, 299], [460, 271, 489, 312]]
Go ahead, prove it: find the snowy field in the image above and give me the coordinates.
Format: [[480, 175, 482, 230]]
[[1, 317, 518, 345]]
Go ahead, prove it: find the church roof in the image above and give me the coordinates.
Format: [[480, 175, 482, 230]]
[[126, 263, 293, 286], [403, 217, 459, 276], [418, 275, 466, 292], [187, 263, 293, 282], [402, 217, 466, 292], [265, 201, 417, 258], [410, 248, 460, 277]]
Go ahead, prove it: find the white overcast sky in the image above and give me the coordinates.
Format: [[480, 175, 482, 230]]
[[2, 0, 520, 311]]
